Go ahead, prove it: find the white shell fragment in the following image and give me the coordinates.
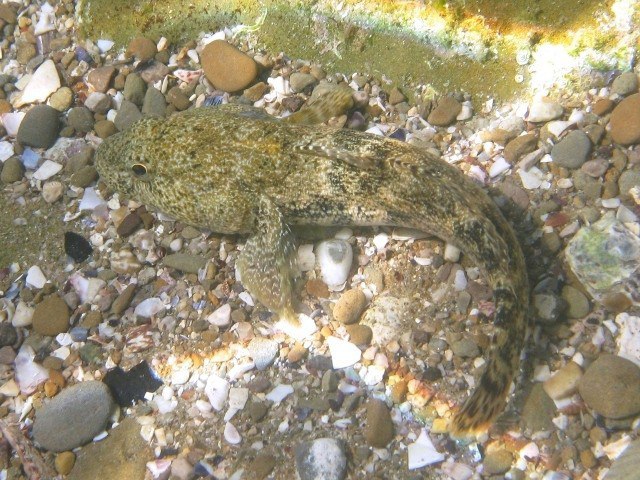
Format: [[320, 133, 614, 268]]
[[205, 375, 230, 411], [33, 160, 62, 181], [297, 244, 315, 272], [616, 313, 640, 366], [207, 304, 231, 326], [327, 336, 362, 369], [224, 422, 242, 444], [0, 140, 15, 161], [34, 3, 56, 35], [25, 266, 47, 288], [134, 298, 165, 318], [407, 429, 445, 469], [79, 187, 106, 211], [14, 60, 61, 107], [265, 384, 294, 404], [316, 239, 353, 286], [15, 346, 50, 394]]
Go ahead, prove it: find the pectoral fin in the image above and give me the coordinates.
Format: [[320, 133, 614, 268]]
[[236, 197, 300, 328]]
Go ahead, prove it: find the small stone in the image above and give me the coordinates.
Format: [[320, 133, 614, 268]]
[[592, 98, 615, 116], [290, 72, 318, 94], [533, 293, 566, 323], [1, 157, 24, 183], [316, 240, 353, 286], [483, 450, 513, 475], [427, 97, 461, 127], [306, 279, 330, 299], [364, 399, 394, 447], [94, 120, 117, 138], [579, 354, 640, 419], [551, 130, 592, 169], [15, 60, 61, 107], [201, 40, 259, 92], [561, 285, 590, 319], [611, 72, 639, 97], [543, 361, 582, 400], [84, 92, 111, 114], [0, 4, 17, 23], [17, 105, 60, 149], [332, 289, 367, 325], [248, 337, 279, 370], [142, 86, 167, 117], [163, 253, 207, 274], [295, 438, 347, 480], [116, 212, 142, 237], [70, 165, 98, 188], [610, 93, 640, 145], [603, 292, 632, 313], [527, 98, 563, 122], [287, 344, 308, 363], [167, 86, 191, 111], [111, 284, 137, 315], [451, 337, 479, 358], [326, 336, 361, 369], [26, 265, 47, 288], [49, 87, 74, 111], [87, 66, 116, 93], [32, 295, 70, 336], [618, 169, 640, 197], [114, 100, 142, 131], [345, 324, 373, 345], [605, 439, 640, 480], [55, 451, 76, 475], [581, 158, 609, 178], [245, 453, 276, 480], [444, 243, 461, 262], [503, 133, 538, 163], [521, 383, 555, 431], [0, 323, 17, 347], [126, 37, 156, 62], [123, 73, 146, 107], [243, 82, 268, 102], [33, 381, 115, 452], [41, 181, 63, 203], [67, 107, 95, 133], [16, 41, 36, 64]]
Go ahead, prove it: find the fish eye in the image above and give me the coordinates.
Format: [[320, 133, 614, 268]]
[[132, 163, 147, 176]]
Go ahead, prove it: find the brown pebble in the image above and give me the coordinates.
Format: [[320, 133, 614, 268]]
[[592, 98, 615, 116], [364, 399, 394, 448], [81, 310, 103, 328], [427, 96, 461, 127], [610, 93, 640, 145], [580, 449, 597, 469], [345, 324, 373, 345], [503, 133, 538, 163], [333, 289, 367, 325], [94, 119, 117, 138], [116, 212, 142, 237], [602, 292, 632, 313], [87, 66, 116, 93], [55, 451, 76, 475], [200, 40, 259, 92], [243, 82, 268, 102], [167, 86, 191, 111], [390, 380, 407, 404], [306, 278, 330, 299], [32, 295, 70, 336], [287, 343, 308, 363], [127, 37, 157, 62], [244, 452, 276, 479], [111, 284, 137, 315]]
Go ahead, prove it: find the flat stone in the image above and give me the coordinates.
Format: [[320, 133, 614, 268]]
[[123, 73, 146, 107], [67, 417, 150, 480], [201, 40, 258, 92], [17, 105, 60, 149], [332, 289, 367, 325], [33, 381, 114, 452], [245, 452, 276, 480], [87, 66, 116, 93], [126, 37, 157, 62], [167, 86, 191, 111], [451, 337, 480, 358], [163, 253, 207, 274], [503, 133, 538, 163], [527, 98, 563, 122], [32, 295, 70, 336], [139, 61, 171, 84], [605, 439, 640, 480], [533, 293, 566, 323], [243, 82, 268, 102], [618, 169, 640, 197], [521, 383, 555, 432], [248, 337, 279, 371], [610, 93, 640, 145], [112, 284, 137, 315], [70, 165, 98, 188], [551, 130, 592, 169], [116, 212, 142, 237], [345, 324, 373, 345], [84, 92, 112, 114], [427, 97, 461, 127], [561, 285, 590, 319], [49, 87, 74, 111], [295, 438, 347, 480], [142, 86, 167, 117], [364, 399, 394, 448], [579, 354, 640, 419], [543, 361, 583, 400], [290, 72, 317, 94]]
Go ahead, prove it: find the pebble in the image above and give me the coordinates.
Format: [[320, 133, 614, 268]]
[[561, 285, 590, 319], [579, 354, 640, 418], [84, 92, 112, 114], [116, 212, 142, 237], [295, 438, 347, 480], [163, 253, 207, 274], [126, 37, 157, 62], [345, 324, 373, 345], [207, 303, 231, 327], [201, 40, 258, 92], [581, 158, 608, 178], [141, 87, 167, 117], [521, 383, 555, 431], [618, 169, 640, 197], [503, 133, 538, 163], [67, 107, 95, 133], [43, 180, 64, 202], [1, 156, 24, 183], [87, 66, 116, 93], [427, 96, 462, 126], [316, 239, 353, 286], [592, 98, 615, 116], [444, 243, 461, 262], [114, 100, 142, 131], [94, 119, 117, 138], [15, 59, 61, 107], [451, 337, 480, 358], [364, 399, 394, 448], [26, 265, 47, 288], [134, 298, 164, 318], [332, 289, 367, 325], [32, 295, 70, 336], [527, 98, 563, 122], [16, 105, 60, 149], [551, 130, 592, 169], [290, 72, 318, 93], [55, 451, 76, 475], [33, 160, 63, 181], [407, 430, 445, 469], [33, 381, 115, 452], [49, 87, 74, 111], [543, 361, 582, 399], [326, 336, 361, 369], [361, 296, 410, 345], [70, 165, 98, 188], [167, 86, 191, 111], [243, 82, 269, 102], [123, 73, 147, 107], [248, 337, 279, 370], [611, 72, 639, 96], [11, 302, 34, 327], [610, 93, 640, 145], [605, 438, 640, 480], [0, 323, 17, 347], [533, 293, 566, 323], [483, 450, 513, 475]]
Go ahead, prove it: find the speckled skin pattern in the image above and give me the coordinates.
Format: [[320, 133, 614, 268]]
[[96, 97, 529, 436]]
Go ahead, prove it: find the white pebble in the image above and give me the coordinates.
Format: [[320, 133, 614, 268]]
[[1, 113, 25, 137], [14, 60, 61, 107], [96, 39, 114, 52], [42, 181, 64, 203], [12, 301, 34, 327], [265, 384, 294, 404], [297, 244, 315, 272], [453, 270, 467, 291], [489, 156, 511, 178], [456, 102, 473, 121], [316, 240, 353, 286], [134, 298, 165, 318], [601, 198, 621, 209], [15, 346, 49, 395], [327, 336, 361, 369], [171, 369, 190, 386], [546, 120, 572, 138], [444, 243, 461, 263], [334, 227, 353, 240], [228, 387, 249, 410], [373, 233, 389, 251], [34, 5, 56, 35], [205, 374, 229, 411], [33, 160, 62, 181], [616, 313, 640, 367], [25, 265, 47, 288], [207, 304, 231, 326], [239, 291, 254, 306], [224, 422, 241, 444], [526, 98, 563, 123], [518, 166, 545, 189], [0, 141, 14, 162], [407, 429, 445, 469], [79, 187, 106, 211], [557, 178, 573, 189]]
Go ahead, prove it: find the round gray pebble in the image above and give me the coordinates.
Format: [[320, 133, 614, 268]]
[[1, 157, 24, 183], [114, 100, 143, 131], [17, 105, 60, 149], [248, 337, 279, 371], [123, 72, 147, 106], [142, 86, 167, 118], [611, 72, 639, 97], [163, 253, 207, 274], [67, 106, 95, 133], [551, 130, 592, 169], [295, 437, 347, 480], [33, 381, 115, 452], [618, 169, 640, 197]]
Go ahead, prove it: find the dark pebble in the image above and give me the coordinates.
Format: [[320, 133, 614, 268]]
[[0, 323, 18, 347], [17, 105, 60, 149], [64, 232, 93, 262], [117, 212, 142, 237]]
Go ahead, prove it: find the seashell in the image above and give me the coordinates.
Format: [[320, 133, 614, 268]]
[[173, 68, 202, 83]]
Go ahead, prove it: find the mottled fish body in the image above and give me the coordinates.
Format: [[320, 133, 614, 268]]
[[96, 88, 529, 435]]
